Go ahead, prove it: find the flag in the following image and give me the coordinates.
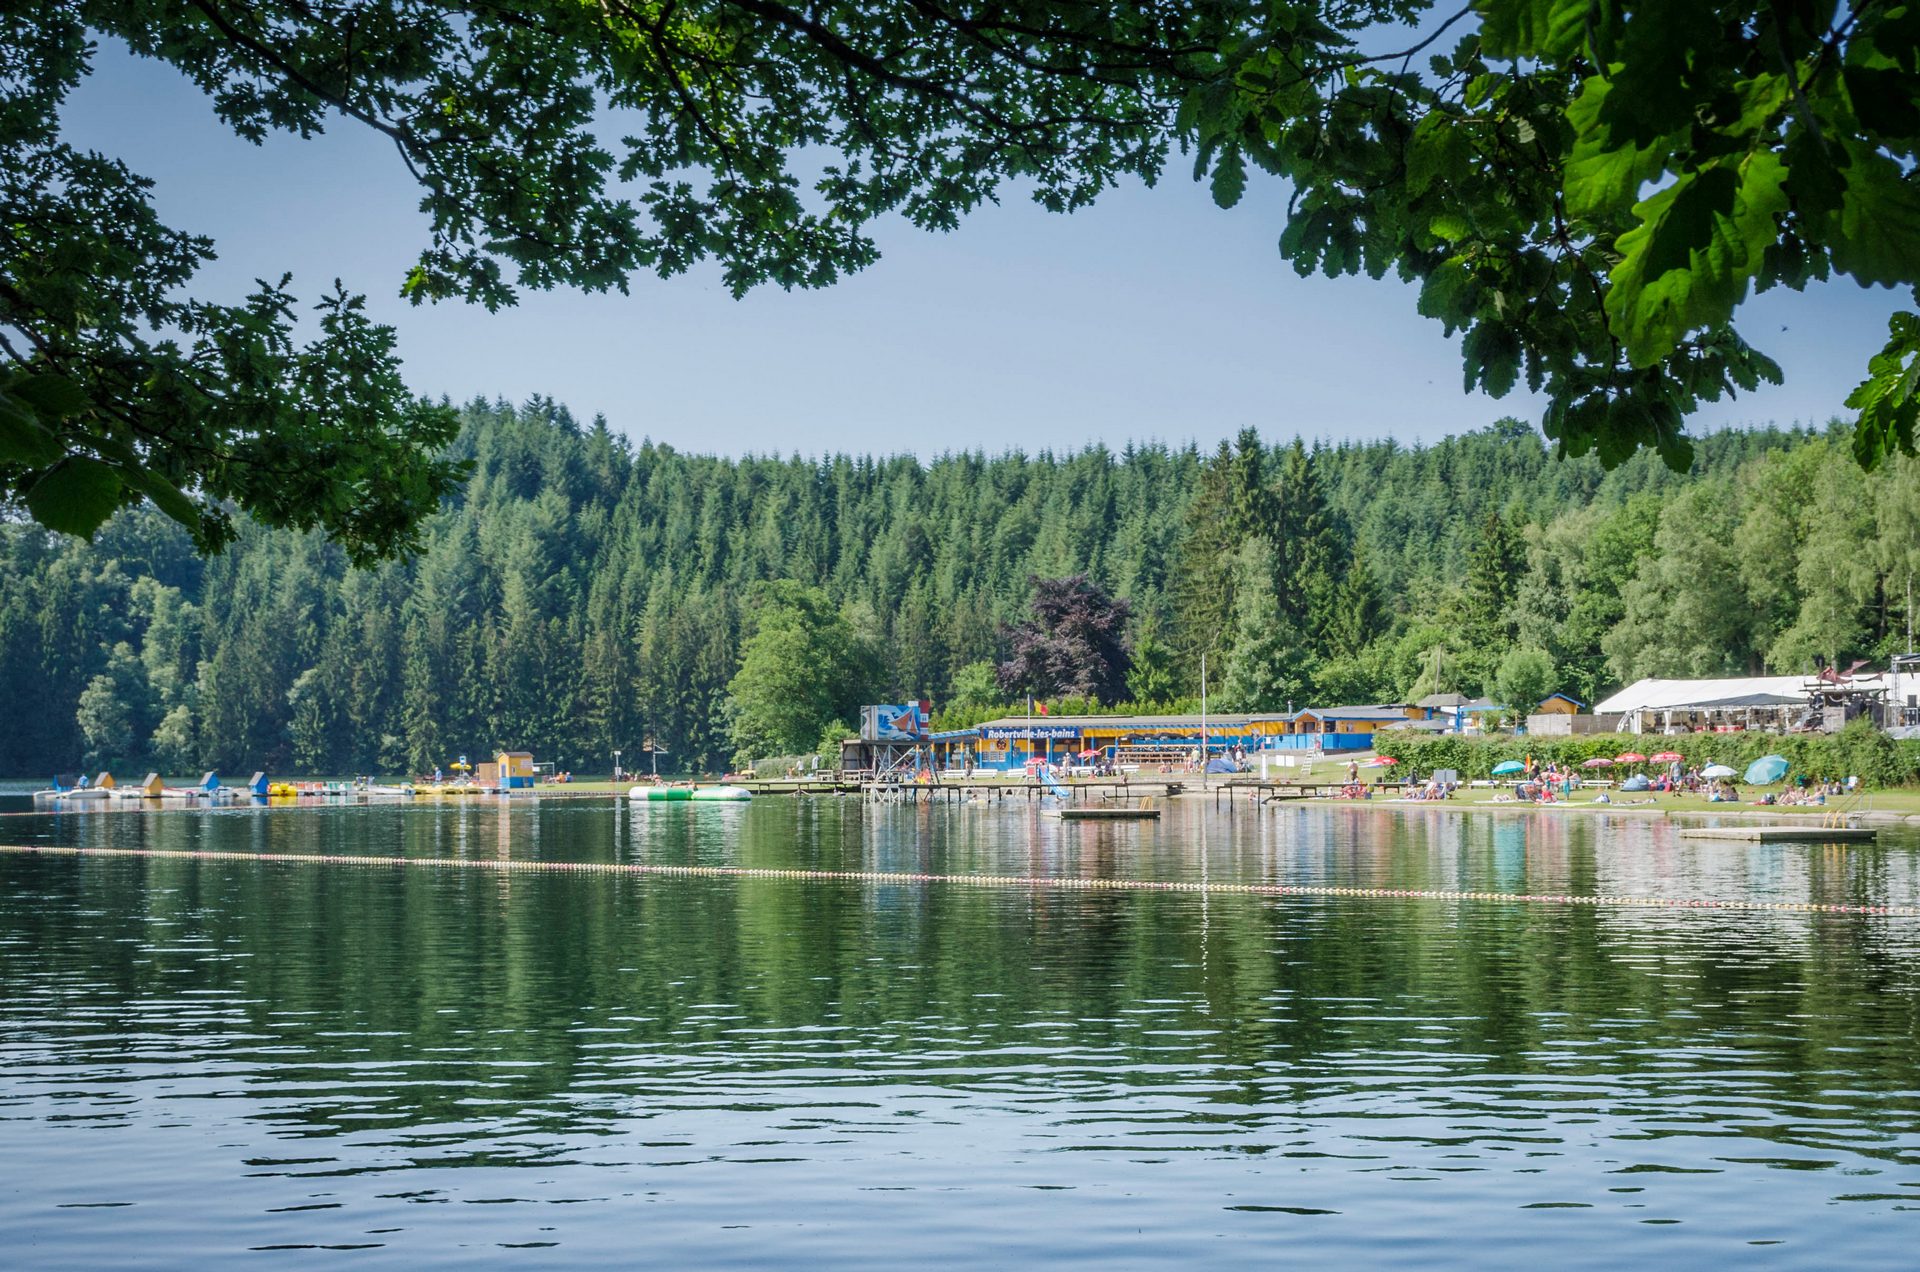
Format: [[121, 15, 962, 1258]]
[[1036, 701, 1048, 715]]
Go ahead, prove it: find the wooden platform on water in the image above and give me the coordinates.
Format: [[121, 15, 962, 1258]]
[[1680, 824, 1878, 843], [1058, 807, 1161, 822], [741, 777, 1185, 802]]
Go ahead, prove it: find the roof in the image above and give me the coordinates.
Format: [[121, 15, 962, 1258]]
[[1593, 676, 1813, 715], [1539, 692, 1586, 707], [1416, 692, 1469, 709], [1294, 705, 1413, 723], [967, 713, 1278, 732]]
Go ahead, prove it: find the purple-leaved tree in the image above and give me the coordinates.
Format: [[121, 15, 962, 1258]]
[[996, 575, 1132, 706]]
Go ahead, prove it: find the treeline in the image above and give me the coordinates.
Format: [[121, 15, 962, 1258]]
[[0, 399, 1910, 776]]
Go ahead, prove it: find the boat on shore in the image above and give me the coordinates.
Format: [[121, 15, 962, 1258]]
[[628, 784, 751, 802]]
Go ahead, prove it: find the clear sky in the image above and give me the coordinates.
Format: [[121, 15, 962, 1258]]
[[61, 39, 1904, 459]]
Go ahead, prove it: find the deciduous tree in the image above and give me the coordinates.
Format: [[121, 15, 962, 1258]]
[[10, 2, 1917, 562], [997, 574, 1133, 705]]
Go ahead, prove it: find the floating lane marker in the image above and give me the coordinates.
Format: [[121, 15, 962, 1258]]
[[0, 844, 1914, 918]]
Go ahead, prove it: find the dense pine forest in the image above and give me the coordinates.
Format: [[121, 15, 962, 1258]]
[[1, 399, 1913, 777]]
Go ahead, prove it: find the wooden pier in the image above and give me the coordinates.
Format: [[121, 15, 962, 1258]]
[[740, 776, 1185, 804]]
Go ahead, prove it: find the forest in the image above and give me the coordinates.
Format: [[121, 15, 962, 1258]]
[[1, 398, 1914, 777]]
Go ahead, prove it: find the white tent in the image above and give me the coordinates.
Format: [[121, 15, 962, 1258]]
[[1594, 676, 1813, 715], [1596, 676, 1814, 733]]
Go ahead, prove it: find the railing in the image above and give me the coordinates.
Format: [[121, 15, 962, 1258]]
[[1823, 785, 1872, 829]]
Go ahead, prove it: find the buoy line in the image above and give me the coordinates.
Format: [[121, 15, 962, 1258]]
[[2, 843, 1915, 918]]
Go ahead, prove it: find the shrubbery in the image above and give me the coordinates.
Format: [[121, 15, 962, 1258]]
[[1373, 718, 1920, 788]]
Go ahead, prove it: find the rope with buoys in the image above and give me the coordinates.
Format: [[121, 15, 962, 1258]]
[[1, 843, 1914, 917]]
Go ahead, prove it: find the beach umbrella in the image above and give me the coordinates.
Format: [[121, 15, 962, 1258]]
[[1581, 757, 1614, 768], [1743, 754, 1790, 785], [1491, 760, 1525, 775], [1651, 751, 1684, 763], [1364, 756, 1398, 768], [1701, 764, 1737, 779], [1614, 752, 1647, 764], [1077, 748, 1099, 759]]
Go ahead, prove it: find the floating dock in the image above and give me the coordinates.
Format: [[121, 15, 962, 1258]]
[[1059, 807, 1160, 822], [1680, 824, 1878, 843]]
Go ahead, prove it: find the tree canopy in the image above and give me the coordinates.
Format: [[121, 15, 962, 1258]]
[[3, 398, 1915, 778], [996, 574, 1134, 704], [5, 2, 1916, 555], [725, 580, 873, 763]]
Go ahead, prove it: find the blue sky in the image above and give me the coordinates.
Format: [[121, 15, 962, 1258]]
[[62, 39, 1904, 459]]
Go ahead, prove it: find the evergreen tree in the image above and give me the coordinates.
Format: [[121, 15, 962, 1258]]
[[1216, 540, 1314, 713], [0, 399, 1854, 778], [1169, 442, 1240, 684], [1124, 616, 1180, 705], [1461, 510, 1526, 666]]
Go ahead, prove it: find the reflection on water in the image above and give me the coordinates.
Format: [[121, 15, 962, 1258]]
[[2, 797, 1918, 1267]]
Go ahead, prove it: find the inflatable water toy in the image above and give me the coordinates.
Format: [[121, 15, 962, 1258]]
[[627, 784, 751, 802]]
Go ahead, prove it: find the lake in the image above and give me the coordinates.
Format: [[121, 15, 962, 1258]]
[[2, 795, 1918, 1267]]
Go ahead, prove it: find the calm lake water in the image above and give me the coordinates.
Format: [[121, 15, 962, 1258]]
[[2, 795, 1918, 1267]]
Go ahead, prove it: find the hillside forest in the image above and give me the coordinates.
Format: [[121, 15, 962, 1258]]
[[2, 400, 1916, 777]]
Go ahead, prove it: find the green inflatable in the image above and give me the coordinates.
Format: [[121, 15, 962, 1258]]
[[628, 785, 751, 802]]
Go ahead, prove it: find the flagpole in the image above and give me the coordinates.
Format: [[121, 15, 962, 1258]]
[[1201, 650, 1209, 793]]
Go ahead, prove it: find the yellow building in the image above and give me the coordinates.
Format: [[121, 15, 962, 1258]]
[[496, 751, 535, 789]]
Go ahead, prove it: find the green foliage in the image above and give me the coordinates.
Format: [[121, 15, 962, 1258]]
[[75, 642, 154, 770], [1848, 312, 1920, 468], [726, 581, 871, 766], [1197, 0, 1920, 469], [1216, 539, 1315, 712], [1125, 617, 1181, 705], [1463, 510, 1525, 652], [5, 0, 1917, 560], [946, 662, 1002, 714], [1493, 647, 1558, 718], [1374, 725, 1920, 788], [0, 404, 1913, 779]]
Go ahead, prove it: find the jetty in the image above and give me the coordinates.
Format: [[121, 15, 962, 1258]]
[[740, 776, 1186, 804], [1680, 824, 1878, 843]]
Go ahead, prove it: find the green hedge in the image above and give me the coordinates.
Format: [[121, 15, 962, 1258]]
[[1372, 719, 1920, 788]]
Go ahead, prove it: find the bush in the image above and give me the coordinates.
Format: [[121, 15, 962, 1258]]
[[1372, 723, 1920, 788]]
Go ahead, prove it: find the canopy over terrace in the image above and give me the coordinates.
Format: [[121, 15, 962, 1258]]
[[934, 713, 1290, 771], [1594, 676, 1813, 734]]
